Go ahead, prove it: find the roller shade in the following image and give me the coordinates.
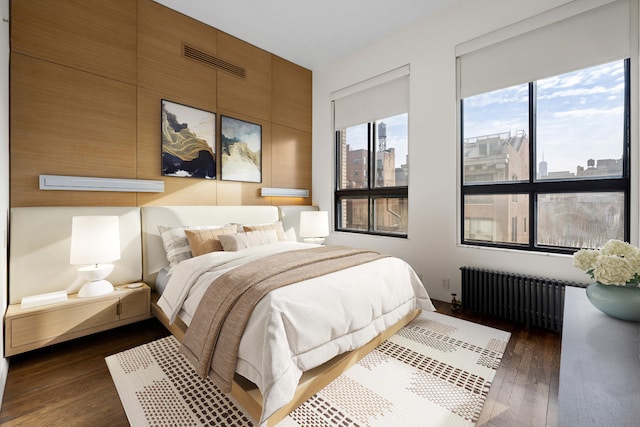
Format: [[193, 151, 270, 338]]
[[458, 0, 631, 98], [333, 66, 409, 130]]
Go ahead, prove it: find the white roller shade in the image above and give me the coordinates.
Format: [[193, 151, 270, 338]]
[[458, 0, 631, 98], [333, 66, 409, 130]]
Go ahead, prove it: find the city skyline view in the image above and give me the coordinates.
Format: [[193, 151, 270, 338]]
[[463, 60, 625, 177]]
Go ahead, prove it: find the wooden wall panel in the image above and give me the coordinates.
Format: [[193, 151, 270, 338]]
[[136, 88, 218, 206], [10, 54, 137, 207], [270, 125, 312, 205], [11, 0, 136, 85], [137, 178, 218, 206], [272, 56, 312, 132], [217, 33, 272, 122], [10, 0, 312, 208], [137, 0, 217, 106]]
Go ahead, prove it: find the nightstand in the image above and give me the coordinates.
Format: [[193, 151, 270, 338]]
[[4, 282, 151, 356]]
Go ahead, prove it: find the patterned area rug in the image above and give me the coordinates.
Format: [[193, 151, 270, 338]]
[[106, 311, 510, 426]]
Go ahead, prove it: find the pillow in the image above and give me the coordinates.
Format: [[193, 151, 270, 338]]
[[185, 225, 237, 257], [158, 225, 232, 267], [242, 221, 287, 241], [218, 229, 279, 251]]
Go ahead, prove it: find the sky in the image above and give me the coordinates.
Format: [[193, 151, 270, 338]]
[[462, 60, 625, 175]]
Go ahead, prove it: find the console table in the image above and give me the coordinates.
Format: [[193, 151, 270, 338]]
[[558, 286, 640, 426]]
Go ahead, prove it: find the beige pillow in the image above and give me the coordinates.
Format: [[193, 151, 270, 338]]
[[242, 221, 287, 241], [158, 224, 234, 266], [185, 225, 237, 256], [218, 230, 279, 251]]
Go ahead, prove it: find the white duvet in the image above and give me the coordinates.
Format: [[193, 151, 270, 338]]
[[157, 242, 436, 424]]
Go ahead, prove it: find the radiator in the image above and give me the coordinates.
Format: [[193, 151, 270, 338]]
[[460, 267, 572, 333]]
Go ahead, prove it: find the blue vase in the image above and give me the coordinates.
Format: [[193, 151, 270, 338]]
[[585, 282, 640, 321]]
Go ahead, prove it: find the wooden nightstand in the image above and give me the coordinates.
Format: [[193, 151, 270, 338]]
[[4, 282, 151, 356]]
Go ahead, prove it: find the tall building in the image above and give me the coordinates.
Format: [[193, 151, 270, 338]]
[[340, 120, 408, 233], [463, 130, 529, 243]]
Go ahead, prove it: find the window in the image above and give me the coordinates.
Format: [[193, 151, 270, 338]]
[[456, 0, 633, 253], [335, 114, 408, 236], [461, 59, 629, 253], [333, 67, 409, 237]]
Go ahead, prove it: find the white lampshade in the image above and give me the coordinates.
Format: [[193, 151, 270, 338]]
[[299, 211, 329, 244], [70, 216, 120, 297], [70, 216, 120, 265]]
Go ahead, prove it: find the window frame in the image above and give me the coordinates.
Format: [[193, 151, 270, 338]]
[[460, 59, 631, 254], [335, 124, 409, 238]]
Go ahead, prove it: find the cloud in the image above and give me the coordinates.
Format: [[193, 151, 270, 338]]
[[551, 106, 624, 119]]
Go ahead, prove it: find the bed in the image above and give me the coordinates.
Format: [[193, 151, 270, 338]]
[[140, 205, 436, 426], [7, 205, 435, 427]]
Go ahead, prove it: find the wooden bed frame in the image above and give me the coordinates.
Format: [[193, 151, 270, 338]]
[[151, 292, 420, 426]]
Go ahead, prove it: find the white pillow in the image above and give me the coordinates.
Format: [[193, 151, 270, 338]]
[[241, 221, 287, 241], [158, 225, 232, 267], [218, 230, 279, 251]]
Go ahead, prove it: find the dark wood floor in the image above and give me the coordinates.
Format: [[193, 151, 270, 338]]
[[0, 301, 561, 426]]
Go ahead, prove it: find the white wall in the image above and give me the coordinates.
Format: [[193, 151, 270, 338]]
[[312, 0, 639, 302], [0, 0, 9, 407]]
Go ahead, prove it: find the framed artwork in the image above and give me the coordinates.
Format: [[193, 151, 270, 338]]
[[161, 99, 216, 179], [220, 115, 262, 183]]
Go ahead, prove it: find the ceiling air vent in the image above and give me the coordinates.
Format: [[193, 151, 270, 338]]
[[183, 44, 245, 78]]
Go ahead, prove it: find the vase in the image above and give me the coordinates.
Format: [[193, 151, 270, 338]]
[[585, 282, 640, 321]]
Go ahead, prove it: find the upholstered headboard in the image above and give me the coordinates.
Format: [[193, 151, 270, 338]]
[[140, 205, 282, 286], [8, 207, 143, 304], [140, 206, 318, 286], [277, 205, 319, 242], [8, 205, 320, 304]]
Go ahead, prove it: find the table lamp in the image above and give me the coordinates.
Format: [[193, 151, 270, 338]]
[[70, 216, 121, 298], [299, 211, 329, 244]]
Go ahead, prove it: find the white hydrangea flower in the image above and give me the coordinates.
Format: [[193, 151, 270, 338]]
[[601, 239, 636, 258], [574, 240, 640, 286], [573, 249, 600, 273], [593, 255, 635, 286], [623, 247, 640, 272]]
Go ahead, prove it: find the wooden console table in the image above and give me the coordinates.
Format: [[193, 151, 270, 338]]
[[558, 286, 640, 426]]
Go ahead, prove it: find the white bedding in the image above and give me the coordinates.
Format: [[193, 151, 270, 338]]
[[156, 242, 435, 424]]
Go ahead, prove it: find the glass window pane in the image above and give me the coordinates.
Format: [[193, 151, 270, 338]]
[[462, 84, 530, 184], [537, 60, 625, 180], [373, 197, 407, 235], [374, 113, 408, 188], [537, 192, 624, 248], [464, 194, 529, 244], [338, 198, 368, 231], [338, 124, 368, 190]]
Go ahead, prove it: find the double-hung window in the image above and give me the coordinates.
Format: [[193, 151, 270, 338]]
[[333, 67, 409, 237], [457, 0, 633, 254]]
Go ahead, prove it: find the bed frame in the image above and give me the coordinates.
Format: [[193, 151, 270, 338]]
[[151, 293, 419, 425], [9, 205, 420, 426]]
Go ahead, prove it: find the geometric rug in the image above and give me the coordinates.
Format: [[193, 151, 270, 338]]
[[106, 311, 510, 427]]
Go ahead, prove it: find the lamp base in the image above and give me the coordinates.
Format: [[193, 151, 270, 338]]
[[77, 279, 114, 298], [303, 237, 325, 245], [75, 264, 115, 297]]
